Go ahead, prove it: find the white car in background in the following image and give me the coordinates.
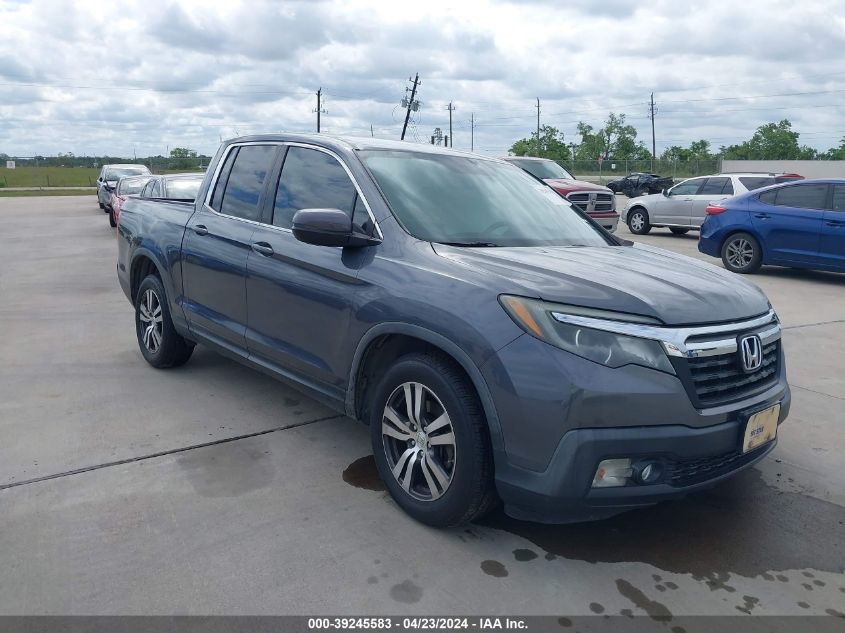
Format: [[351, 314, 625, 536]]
[[622, 172, 803, 235]]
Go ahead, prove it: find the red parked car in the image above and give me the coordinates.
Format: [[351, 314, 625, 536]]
[[109, 175, 152, 227], [503, 157, 619, 231]]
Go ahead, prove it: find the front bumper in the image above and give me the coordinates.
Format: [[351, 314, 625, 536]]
[[494, 386, 788, 523], [590, 211, 619, 232]]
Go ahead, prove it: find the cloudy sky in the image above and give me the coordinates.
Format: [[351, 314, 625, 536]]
[[1, 0, 844, 158]]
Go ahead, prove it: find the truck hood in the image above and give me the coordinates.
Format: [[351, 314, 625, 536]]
[[543, 178, 610, 194], [432, 242, 769, 326]]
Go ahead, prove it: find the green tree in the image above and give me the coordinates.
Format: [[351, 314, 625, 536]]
[[721, 120, 816, 160], [509, 125, 571, 160], [169, 147, 199, 169], [820, 137, 845, 160], [661, 139, 714, 161], [573, 113, 649, 160]]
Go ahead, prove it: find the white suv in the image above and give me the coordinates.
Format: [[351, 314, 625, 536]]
[[622, 173, 802, 235]]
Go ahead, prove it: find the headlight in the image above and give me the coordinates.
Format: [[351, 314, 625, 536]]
[[499, 295, 675, 375]]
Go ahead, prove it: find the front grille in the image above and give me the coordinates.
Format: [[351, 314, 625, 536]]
[[686, 340, 780, 405], [566, 191, 615, 213], [666, 447, 764, 487]]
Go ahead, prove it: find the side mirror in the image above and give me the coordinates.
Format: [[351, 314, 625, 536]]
[[662, 188, 670, 197], [292, 208, 380, 248]]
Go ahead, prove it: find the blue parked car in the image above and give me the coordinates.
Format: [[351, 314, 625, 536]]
[[699, 179, 845, 274]]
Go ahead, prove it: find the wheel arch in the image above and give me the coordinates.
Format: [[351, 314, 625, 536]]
[[346, 324, 505, 455]]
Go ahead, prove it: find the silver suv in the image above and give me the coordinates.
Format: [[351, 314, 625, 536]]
[[622, 173, 803, 235], [96, 164, 151, 212]]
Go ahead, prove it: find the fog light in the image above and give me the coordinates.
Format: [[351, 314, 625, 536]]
[[592, 458, 632, 488], [633, 460, 663, 485]]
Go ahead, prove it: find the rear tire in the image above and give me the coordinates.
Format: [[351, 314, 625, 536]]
[[627, 208, 651, 235], [135, 274, 194, 368], [669, 227, 690, 235], [98, 202, 104, 209], [721, 232, 762, 274], [108, 208, 116, 227], [369, 352, 497, 527]]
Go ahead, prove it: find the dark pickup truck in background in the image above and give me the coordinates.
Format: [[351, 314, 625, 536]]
[[117, 134, 789, 527]]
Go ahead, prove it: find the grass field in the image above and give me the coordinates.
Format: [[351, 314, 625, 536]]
[[0, 188, 95, 197], [0, 166, 204, 188]]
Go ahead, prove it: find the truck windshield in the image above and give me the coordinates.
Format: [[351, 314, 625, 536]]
[[359, 150, 609, 248], [507, 158, 575, 181]]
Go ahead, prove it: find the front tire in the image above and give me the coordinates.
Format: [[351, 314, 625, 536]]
[[135, 274, 194, 368], [627, 208, 651, 235], [721, 232, 762, 274], [369, 353, 496, 527], [669, 227, 690, 235]]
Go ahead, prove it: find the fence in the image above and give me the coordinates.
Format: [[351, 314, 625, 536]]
[[562, 159, 721, 183]]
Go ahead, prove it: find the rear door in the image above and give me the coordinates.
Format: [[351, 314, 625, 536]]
[[819, 184, 845, 269], [245, 144, 380, 395], [751, 183, 827, 266], [180, 143, 279, 351], [651, 177, 704, 225], [690, 177, 733, 227]]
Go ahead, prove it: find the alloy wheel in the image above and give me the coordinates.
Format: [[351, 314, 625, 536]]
[[630, 212, 645, 232], [726, 238, 754, 269], [381, 381, 456, 501], [138, 289, 163, 353]]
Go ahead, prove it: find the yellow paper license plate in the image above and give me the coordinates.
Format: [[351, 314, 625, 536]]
[[742, 404, 780, 453]]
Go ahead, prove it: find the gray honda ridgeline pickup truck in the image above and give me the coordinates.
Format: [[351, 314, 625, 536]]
[[117, 134, 789, 527]]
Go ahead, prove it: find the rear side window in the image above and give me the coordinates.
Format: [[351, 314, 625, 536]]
[[833, 185, 845, 212], [150, 179, 163, 198], [272, 146, 357, 229], [740, 176, 776, 191], [699, 177, 731, 195], [218, 145, 277, 221], [210, 148, 238, 211], [773, 184, 828, 211]]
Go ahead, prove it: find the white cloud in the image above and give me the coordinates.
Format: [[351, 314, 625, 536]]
[[0, 0, 843, 156]]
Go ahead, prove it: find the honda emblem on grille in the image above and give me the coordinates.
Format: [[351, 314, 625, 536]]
[[739, 334, 763, 373], [587, 193, 597, 213]]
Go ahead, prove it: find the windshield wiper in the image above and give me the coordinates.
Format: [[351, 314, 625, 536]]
[[437, 241, 500, 247]]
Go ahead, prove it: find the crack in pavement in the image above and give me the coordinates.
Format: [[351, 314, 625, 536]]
[[0, 413, 344, 492], [790, 383, 845, 402], [782, 319, 845, 331]]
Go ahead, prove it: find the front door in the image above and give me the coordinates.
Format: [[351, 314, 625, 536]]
[[246, 144, 379, 394], [181, 143, 279, 351], [651, 177, 705, 225]]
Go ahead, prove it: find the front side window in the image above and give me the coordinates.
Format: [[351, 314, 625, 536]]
[[359, 150, 608, 247], [219, 145, 277, 221], [773, 184, 828, 211], [273, 147, 357, 229], [671, 178, 704, 196], [832, 185, 845, 212], [150, 179, 163, 197]]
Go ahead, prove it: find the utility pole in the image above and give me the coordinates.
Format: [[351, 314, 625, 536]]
[[400, 73, 420, 141], [314, 87, 327, 133], [649, 92, 657, 171], [470, 113, 475, 152], [535, 98, 541, 157], [446, 102, 456, 147], [370, 124, 374, 137]]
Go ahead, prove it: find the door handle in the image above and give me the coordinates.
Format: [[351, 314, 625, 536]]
[[826, 220, 843, 227], [251, 242, 274, 256], [192, 224, 209, 236], [754, 213, 771, 219]]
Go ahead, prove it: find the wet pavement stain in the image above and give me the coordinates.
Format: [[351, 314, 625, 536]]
[[735, 595, 760, 614], [513, 548, 538, 562], [588, 602, 605, 614], [798, 601, 811, 609], [477, 469, 845, 578], [389, 580, 423, 604], [177, 442, 275, 497], [342, 455, 386, 491], [615, 579, 673, 622], [480, 560, 509, 578], [556, 617, 572, 627]]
